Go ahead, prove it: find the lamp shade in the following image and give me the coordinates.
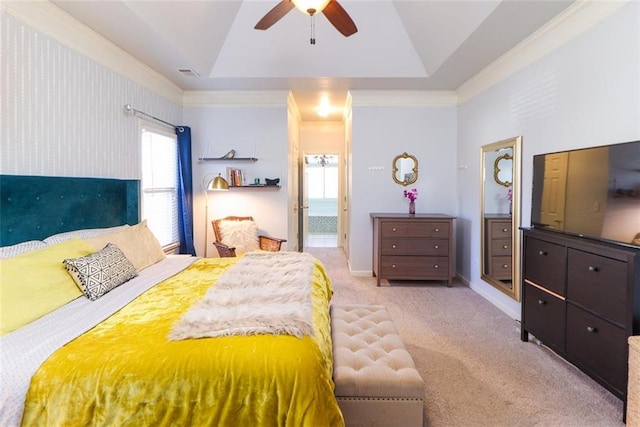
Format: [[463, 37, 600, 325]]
[[292, 0, 330, 15], [207, 174, 229, 191]]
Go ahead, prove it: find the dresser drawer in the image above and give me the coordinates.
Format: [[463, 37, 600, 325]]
[[566, 304, 627, 394], [380, 256, 449, 279], [380, 221, 450, 238], [490, 221, 512, 239], [381, 238, 449, 256], [567, 249, 627, 326], [490, 256, 512, 278], [523, 283, 566, 352], [490, 238, 511, 256], [524, 237, 566, 296]]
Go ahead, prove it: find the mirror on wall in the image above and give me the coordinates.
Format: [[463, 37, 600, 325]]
[[480, 136, 522, 301], [392, 152, 418, 186], [494, 153, 513, 187]]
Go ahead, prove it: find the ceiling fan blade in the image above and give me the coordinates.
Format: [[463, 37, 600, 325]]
[[322, 0, 357, 37], [255, 0, 295, 30]]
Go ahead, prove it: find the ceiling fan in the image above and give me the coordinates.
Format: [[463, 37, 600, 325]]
[[255, 0, 357, 43]]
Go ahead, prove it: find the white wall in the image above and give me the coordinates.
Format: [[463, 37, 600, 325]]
[[183, 105, 290, 257], [300, 121, 345, 154], [0, 11, 181, 179], [456, 2, 640, 319], [349, 101, 458, 274]]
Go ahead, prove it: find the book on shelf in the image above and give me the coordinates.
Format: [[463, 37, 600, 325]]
[[226, 167, 245, 187]]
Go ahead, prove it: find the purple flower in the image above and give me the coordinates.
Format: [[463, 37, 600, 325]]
[[403, 188, 418, 202]]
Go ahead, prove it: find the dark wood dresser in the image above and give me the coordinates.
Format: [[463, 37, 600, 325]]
[[521, 227, 640, 410], [371, 213, 455, 286], [484, 215, 512, 280]]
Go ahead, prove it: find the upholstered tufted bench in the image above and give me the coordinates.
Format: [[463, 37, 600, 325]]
[[331, 304, 425, 427]]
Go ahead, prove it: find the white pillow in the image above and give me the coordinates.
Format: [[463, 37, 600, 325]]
[[219, 220, 260, 255], [43, 225, 130, 245], [84, 220, 166, 272], [0, 240, 48, 259]]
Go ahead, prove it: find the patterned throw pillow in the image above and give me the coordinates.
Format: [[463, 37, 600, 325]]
[[64, 243, 137, 301]]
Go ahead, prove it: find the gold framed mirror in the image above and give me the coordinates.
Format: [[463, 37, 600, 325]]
[[392, 152, 418, 186], [480, 136, 522, 301], [494, 153, 513, 187]]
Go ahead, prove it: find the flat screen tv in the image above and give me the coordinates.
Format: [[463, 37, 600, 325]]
[[531, 140, 640, 248]]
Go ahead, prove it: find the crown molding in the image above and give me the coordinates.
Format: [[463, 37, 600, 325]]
[[457, 0, 630, 105], [4, 1, 183, 105], [349, 90, 458, 107], [183, 90, 290, 107], [5, 0, 627, 112]]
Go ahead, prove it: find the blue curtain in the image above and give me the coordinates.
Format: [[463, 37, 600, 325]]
[[176, 126, 196, 256]]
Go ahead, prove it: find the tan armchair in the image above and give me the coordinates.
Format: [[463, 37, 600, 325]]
[[212, 216, 286, 258]]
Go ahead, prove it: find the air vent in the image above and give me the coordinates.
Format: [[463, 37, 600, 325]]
[[178, 69, 200, 77]]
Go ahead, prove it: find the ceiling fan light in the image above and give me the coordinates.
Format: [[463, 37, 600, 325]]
[[292, 0, 330, 15]]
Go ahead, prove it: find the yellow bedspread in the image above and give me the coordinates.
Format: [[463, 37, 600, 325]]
[[22, 257, 344, 427]]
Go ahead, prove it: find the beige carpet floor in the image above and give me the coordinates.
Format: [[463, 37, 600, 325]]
[[307, 247, 625, 427]]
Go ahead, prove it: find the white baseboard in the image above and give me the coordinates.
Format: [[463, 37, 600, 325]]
[[469, 281, 521, 321], [458, 272, 521, 320], [349, 269, 373, 277]]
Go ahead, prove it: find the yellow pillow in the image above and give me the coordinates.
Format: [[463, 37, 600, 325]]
[[0, 238, 96, 336], [85, 220, 166, 272]]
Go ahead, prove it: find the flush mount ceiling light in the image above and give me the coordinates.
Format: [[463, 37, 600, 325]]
[[316, 96, 331, 118], [254, 0, 357, 44]]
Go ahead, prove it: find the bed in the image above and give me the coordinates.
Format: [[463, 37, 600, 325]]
[[0, 175, 344, 426]]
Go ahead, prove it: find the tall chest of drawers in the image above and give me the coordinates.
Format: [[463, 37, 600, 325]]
[[521, 228, 640, 409], [371, 213, 455, 286]]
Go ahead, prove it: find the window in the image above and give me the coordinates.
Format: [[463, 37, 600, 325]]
[[306, 155, 338, 199], [141, 123, 179, 250]]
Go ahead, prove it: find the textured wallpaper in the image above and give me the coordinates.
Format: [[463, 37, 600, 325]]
[[0, 12, 182, 179]]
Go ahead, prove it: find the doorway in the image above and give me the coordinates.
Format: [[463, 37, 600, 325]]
[[303, 154, 339, 248]]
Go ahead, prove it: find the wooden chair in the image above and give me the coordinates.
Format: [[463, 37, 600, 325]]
[[212, 216, 286, 258]]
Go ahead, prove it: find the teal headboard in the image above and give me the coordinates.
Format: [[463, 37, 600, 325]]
[[0, 175, 140, 246]]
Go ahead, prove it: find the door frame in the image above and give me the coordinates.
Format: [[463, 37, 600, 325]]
[[299, 152, 342, 249]]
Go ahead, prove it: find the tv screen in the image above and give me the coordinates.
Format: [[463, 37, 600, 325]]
[[531, 140, 640, 248]]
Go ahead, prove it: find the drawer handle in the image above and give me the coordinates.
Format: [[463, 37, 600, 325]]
[[588, 265, 599, 273], [433, 265, 439, 269], [538, 250, 548, 256], [586, 326, 597, 334], [392, 244, 397, 249], [502, 264, 509, 269], [391, 264, 396, 268], [502, 228, 508, 232], [392, 228, 397, 232], [502, 245, 508, 249], [537, 300, 546, 305], [434, 245, 439, 249], [434, 228, 439, 232]]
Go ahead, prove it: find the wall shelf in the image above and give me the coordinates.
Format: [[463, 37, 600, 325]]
[[199, 157, 257, 162], [229, 185, 280, 190]]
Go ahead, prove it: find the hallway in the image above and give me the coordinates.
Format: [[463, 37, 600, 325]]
[[306, 233, 338, 248]]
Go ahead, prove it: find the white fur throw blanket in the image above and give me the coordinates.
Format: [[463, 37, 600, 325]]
[[170, 252, 316, 340]]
